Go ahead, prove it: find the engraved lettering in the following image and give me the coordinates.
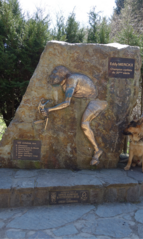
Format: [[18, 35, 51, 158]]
[[108, 58, 135, 78], [49, 190, 89, 205], [13, 140, 41, 161]]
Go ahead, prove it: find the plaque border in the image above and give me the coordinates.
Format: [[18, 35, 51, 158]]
[[13, 139, 41, 161], [49, 190, 90, 205], [108, 57, 135, 79]]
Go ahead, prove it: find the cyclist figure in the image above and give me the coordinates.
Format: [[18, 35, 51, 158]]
[[41, 66, 107, 165]]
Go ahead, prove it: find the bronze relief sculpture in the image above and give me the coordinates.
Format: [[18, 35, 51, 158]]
[[40, 66, 107, 166]]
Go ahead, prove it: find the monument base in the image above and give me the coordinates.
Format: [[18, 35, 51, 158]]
[[0, 165, 142, 208]]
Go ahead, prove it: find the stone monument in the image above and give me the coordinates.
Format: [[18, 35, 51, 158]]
[[0, 41, 141, 169]]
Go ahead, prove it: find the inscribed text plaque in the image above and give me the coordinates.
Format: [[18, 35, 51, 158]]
[[49, 190, 89, 204], [108, 57, 135, 78], [13, 140, 41, 160]]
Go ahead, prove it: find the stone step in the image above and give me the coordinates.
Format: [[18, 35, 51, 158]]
[[0, 166, 143, 208]]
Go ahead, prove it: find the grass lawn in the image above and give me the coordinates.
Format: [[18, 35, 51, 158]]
[[0, 116, 6, 140]]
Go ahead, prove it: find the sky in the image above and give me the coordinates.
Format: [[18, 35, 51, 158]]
[[19, 0, 116, 27]]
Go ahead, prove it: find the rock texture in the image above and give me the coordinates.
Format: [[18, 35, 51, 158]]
[[0, 41, 141, 169]]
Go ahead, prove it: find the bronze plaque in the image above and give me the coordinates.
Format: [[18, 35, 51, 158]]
[[108, 57, 135, 78], [13, 140, 41, 160], [49, 190, 89, 204]]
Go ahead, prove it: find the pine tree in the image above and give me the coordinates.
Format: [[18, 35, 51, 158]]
[[51, 14, 66, 41], [65, 11, 85, 43], [0, 0, 51, 126], [131, 0, 143, 33], [110, 0, 141, 46], [87, 7, 99, 43], [115, 0, 125, 14], [97, 18, 110, 44]]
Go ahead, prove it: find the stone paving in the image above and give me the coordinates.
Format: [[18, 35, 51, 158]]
[[0, 166, 143, 207], [0, 202, 143, 238], [0, 166, 143, 238]]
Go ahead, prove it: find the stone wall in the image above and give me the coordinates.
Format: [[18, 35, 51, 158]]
[[0, 41, 141, 169]]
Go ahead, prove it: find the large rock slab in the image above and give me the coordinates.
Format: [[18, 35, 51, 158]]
[[0, 41, 141, 169]]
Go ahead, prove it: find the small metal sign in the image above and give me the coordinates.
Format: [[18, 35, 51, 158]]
[[13, 140, 41, 161], [49, 190, 89, 205], [108, 57, 135, 78]]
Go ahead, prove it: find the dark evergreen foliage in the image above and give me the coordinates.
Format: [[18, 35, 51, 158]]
[[115, 0, 125, 14], [65, 11, 85, 43], [97, 18, 110, 44], [87, 7, 99, 43], [0, 0, 50, 125], [51, 14, 66, 41]]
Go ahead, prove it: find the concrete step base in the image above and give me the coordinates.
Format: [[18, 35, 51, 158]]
[[0, 165, 143, 208]]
